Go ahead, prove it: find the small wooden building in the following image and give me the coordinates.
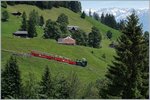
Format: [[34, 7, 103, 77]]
[[11, 11, 22, 16], [58, 36, 76, 45], [67, 26, 79, 31], [13, 31, 28, 38]]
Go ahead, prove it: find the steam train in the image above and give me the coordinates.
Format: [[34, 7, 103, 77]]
[[30, 51, 87, 67]]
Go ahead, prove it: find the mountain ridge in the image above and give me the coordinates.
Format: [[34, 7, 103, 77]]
[[84, 7, 150, 31]]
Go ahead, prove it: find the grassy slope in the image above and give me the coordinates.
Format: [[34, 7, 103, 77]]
[[1, 4, 120, 84]]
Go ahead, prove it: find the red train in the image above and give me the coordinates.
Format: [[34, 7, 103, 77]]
[[30, 51, 87, 67]]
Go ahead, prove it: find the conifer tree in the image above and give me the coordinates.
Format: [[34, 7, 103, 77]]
[[1, 55, 22, 99], [88, 26, 102, 48], [39, 66, 54, 99], [1, 10, 9, 21], [56, 13, 69, 34], [44, 19, 61, 40], [81, 11, 86, 19], [23, 72, 39, 99], [1, 1, 7, 8], [101, 12, 149, 99], [20, 11, 27, 31], [39, 15, 44, 26], [27, 10, 37, 38]]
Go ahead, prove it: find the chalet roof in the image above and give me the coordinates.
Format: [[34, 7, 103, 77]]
[[58, 36, 75, 44], [13, 31, 28, 35], [67, 26, 79, 28]]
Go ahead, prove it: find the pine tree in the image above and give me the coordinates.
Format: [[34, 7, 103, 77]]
[[39, 15, 44, 26], [93, 12, 100, 21], [140, 31, 149, 98], [101, 13, 105, 23], [101, 12, 148, 99], [88, 26, 102, 48], [20, 11, 27, 31], [71, 29, 87, 46], [54, 76, 70, 99], [57, 13, 69, 25], [1, 10, 9, 21], [1, 55, 22, 99], [23, 72, 39, 99], [27, 10, 37, 38], [56, 13, 69, 34], [1, 1, 7, 8], [106, 30, 112, 39], [44, 19, 61, 40], [39, 66, 54, 99], [81, 11, 86, 19]]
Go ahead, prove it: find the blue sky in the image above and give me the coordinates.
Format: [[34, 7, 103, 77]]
[[81, 1, 149, 10]]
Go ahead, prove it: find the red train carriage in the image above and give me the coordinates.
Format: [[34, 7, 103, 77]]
[[30, 50, 85, 67]]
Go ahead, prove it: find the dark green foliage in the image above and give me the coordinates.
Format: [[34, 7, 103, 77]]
[[101, 13, 117, 29], [54, 76, 70, 99], [96, 78, 109, 98], [20, 11, 27, 31], [93, 12, 100, 21], [106, 30, 112, 39], [71, 29, 88, 46], [1, 55, 22, 99], [143, 31, 149, 43], [89, 10, 92, 17], [101, 12, 149, 99], [101, 13, 105, 23], [102, 54, 106, 59], [29, 10, 40, 25], [54, 72, 80, 99], [39, 15, 44, 26], [117, 19, 126, 31], [57, 13, 69, 34], [27, 10, 37, 38], [69, 1, 81, 13], [35, 1, 49, 9], [57, 13, 69, 25], [6, 1, 15, 6], [7, 1, 81, 13], [1, 1, 7, 8], [1, 10, 9, 21], [88, 26, 102, 48], [39, 66, 54, 99], [82, 82, 99, 99], [81, 11, 86, 19], [44, 19, 61, 40], [23, 72, 39, 99]]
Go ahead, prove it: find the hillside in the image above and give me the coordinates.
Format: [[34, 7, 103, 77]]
[[1, 4, 121, 84]]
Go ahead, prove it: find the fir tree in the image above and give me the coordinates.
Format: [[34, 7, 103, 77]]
[[1, 55, 22, 99], [56, 13, 69, 34], [101, 13, 105, 23], [88, 26, 102, 48], [20, 11, 27, 31], [23, 72, 39, 99], [39, 66, 54, 99], [27, 10, 37, 38], [93, 12, 100, 21], [44, 19, 61, 40], [39, 15, 44, 26], [81, 11, 86, 19], [106, 30, 112, 39], [1, 1, 7, 8], [1, 10, 9, 21], [101, 12, 149, 99]]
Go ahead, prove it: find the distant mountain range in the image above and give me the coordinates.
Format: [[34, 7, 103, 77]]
[[84, 7, 150, 32]]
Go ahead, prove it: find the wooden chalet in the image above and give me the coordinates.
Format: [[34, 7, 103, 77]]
[[58, 36, 76, 45]]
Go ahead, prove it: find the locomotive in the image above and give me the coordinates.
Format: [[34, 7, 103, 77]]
[[30, 51, 87, 67]]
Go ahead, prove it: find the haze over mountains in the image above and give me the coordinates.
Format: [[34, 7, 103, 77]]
[[84, 7, 150, 32]]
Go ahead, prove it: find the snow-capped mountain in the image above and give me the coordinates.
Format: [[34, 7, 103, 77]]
[[83, 8, 150, 32]]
